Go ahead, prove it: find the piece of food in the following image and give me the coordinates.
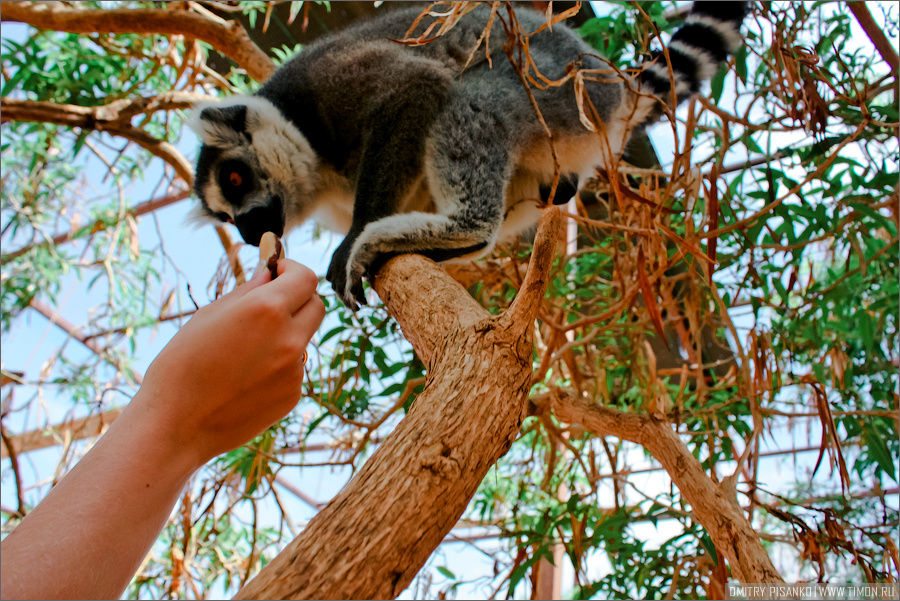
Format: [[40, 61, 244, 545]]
[[258, 232, 284, 280]]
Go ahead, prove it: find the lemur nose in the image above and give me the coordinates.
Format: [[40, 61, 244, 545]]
[[234, 196, 284, 246]]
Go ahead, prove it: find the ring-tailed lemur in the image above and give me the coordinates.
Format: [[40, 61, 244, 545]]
[[189, 2, 748, 309]]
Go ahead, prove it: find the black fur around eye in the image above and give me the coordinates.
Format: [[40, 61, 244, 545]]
[[217, 160, 252, 194]]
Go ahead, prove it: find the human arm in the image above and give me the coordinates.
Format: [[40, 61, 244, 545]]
[[0, 259, 325, 600]]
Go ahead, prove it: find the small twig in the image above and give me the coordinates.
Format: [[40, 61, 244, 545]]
[[29, 299, 143, 385], [274, 475, 324, 511], [83, 309, 197, 342], [0, 419, 27, 518], [1, 188, 190, 264]]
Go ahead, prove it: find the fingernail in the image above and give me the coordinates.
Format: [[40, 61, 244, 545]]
[[251, 260, 267, 281]]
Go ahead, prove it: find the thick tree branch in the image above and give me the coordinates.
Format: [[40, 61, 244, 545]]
[[236, 211, 562, 600], [0, 410, 122, 460], [1, 2, 275, 82], [1, 97, 195, 184], [543, 389, 784, 584]]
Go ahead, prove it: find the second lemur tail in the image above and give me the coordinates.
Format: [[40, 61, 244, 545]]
[[636, 2, 748, 119]]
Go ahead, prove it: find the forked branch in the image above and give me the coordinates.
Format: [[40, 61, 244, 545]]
[[235, 210, 563, 599]]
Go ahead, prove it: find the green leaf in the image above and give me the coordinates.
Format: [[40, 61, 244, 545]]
[[319, 325, 345, 344], [698, 530, 717, 563], [862, 423, 897, 483], [436, 566, 456, 579], [734, 45, 748, 82], [710, 65, 727, 103]]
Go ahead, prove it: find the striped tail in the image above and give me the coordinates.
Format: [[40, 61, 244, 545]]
[[637, 2, 748, 115]]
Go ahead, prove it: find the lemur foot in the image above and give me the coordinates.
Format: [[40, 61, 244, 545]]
[[326, 239, 367, 310]]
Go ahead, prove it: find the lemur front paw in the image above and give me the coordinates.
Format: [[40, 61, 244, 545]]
[[326, 238, 367, 310]]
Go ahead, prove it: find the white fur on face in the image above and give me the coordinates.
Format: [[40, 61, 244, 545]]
[[188, 95, 321, 223], [201, 178, 230, 216], [186, 101, 245, 148], [239, 96, 319, 202]]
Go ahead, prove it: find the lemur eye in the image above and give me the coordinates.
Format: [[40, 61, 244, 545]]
[[217, 159, 252, 200]]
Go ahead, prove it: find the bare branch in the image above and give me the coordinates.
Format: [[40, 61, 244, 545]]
[[1, 97, 194, 184], [1, 96, 249, 283], [503, 207, 562, 331], [236, 241, 557, 598], [0, 409, 123, 460], [1, 188, 191, 264], [28, 299, 143, 385], [372, 254, 488, 366], [1, 2, 275, 82], [848, 1, 899, 76], [0, 420, 27, 517]]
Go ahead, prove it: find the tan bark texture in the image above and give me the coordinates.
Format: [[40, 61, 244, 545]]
[[0, 98, 195, 183], [0, 410, 122, 459], [1, 2, 275, 82], [235, 209, 564, 600]]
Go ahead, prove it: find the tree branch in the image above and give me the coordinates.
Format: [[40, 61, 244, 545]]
[[503, 207, 563, 331], [1, 2, 275, 82], [0, 420, 27, 517], [0, 409, 122, 460], [0, 409, 348, 459], [847, 1, 899, 76], [1, 97, 195, 184], [542, 389, 785, 584], [29, 299, 143, 386], [1, 96, 248, 283], [235, 215, 562, 599], [1, 188, 190, 264]]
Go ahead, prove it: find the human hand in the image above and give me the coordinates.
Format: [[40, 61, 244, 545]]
[[130, 259, 325, 470]]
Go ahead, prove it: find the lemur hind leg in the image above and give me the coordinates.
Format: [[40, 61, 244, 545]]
[[340, 94, 512, 308]]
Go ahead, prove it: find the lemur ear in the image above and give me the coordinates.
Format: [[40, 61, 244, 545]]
[[200, 105, 248, 131], [186, 102, 250, 147]]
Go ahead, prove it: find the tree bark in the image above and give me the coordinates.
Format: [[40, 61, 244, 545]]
[[847, 1, 899, 76], [1, 97, 195, 184], [235, 209, 563, 600], [1, 2, 275, 82], [0, 410, 122, 460], [545, 390, 784, 584]]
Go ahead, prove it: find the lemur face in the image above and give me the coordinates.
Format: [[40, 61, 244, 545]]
[[188, 96, 319, 246]]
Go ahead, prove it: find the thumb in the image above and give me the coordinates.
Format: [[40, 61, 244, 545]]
[[246, 260, 271, 288], [219, 260, 269, 302]]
